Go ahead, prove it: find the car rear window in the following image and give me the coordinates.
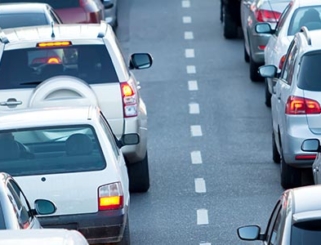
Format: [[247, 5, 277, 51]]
[[0, 125, 106, 176], [0, 0, 79, 9], [297, 52, 321, 91], [291, 220, 321, 245], [0, 13, 48, 29], [0, 44, 119, 89]]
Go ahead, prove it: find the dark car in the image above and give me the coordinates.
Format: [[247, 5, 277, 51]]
[[0, 3, 62, 29], [220, 0, 241, 39], [0, 0, 105, 24]]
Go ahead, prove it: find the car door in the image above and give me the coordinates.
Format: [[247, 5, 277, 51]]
[[241, 0, 255, 52]]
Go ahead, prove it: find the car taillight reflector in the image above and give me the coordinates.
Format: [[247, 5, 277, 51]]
[[37, 41, 72, 48], [286, 96, 321, 114], [255, 9, 281, 23], [258, 45, 266, 50], [98, 182, 124, 211], [295, 154, 316, 160], [121, 82, 137, 117], [47, 57, 61, 64]]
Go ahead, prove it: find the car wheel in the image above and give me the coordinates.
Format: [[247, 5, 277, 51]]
[[109, 217, 130, 245], [127, 153, 150, 193], [265, 80, 271, 107], [223, 6, 238, 39], [249, 55, 262, 82], [280, 151, 301, 189], [272, 132, 280, 163], [244, 45, 249, 63]]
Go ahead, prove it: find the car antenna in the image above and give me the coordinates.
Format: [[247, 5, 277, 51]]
[[51, 22, 55, 38]]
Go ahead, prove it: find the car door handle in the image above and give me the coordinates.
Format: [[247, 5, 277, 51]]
[[0, 100, 22, 106]]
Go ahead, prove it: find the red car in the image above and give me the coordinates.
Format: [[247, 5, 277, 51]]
[[0, 0, 105, 24]]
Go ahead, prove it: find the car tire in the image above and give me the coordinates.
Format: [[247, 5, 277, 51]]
[[280, 151, 301, 189], [250, 55, 262, 82], [109, 217, 130, 245], [244, 45, 249, 63], [272, 132, 280, 163], [223, 6, 238, 39], [127, 153, 150, 193], [265, 80, 271, 107]]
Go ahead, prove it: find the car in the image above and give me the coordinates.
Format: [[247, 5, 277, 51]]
[[237, 184, 321, 244], [255, 0, 321, 106], [0, 22, 153, 193], [301, 139, 321, 185], [0, 172, 56, 230], [0, 105, 137, 244], [258, 28, 321, 189], [220, 0, 242, 39], [0, 0, 105, 24], [0, 2, 62, 29], [0, 229, 89, 245], [241, 0, 290, 82], [102, 0, 118, 29]]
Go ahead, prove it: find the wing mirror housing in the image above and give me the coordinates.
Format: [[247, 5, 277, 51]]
[[129, 53, 153, 70], [101, 0, 114, 9], [237, 225, 261, 241], [258, 65, 277, 78], [117, 133, 140, 148], [33, 199, 57, 215], [301, 139, 321, 152], [255, 23, 274, 34]]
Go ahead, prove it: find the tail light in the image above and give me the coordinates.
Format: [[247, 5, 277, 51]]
[[255, 9, 281, 23], [98, 182, 124, 211], [258, 45, 266, 50], [285, 96, 321, 114], [295, 154, 316, 160], [121, 81, 138, 117]]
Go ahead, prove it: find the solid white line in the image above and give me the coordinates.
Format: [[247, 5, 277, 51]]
[[186, 65, 196, 74], [191, 151, 202, 164], [185, 49, 195, 58], [184, 31, 194, 40], [195, 178, 206, 193], [200, 243, 211, 245], [188, 80, 198, 91], [189, 103, 200, 114], [183, 16, 192, 23], [191, 125, 202, 136], [197, 209, 209, 225], [182, 0, 190, 8]]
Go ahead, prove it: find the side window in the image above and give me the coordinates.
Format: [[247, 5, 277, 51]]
[[265, 201, 282, 243], [275, 3, 292, 36], [269, 209, 283, 245], [7, 180, 32, 229], [280, 42, 298, 84], [99, 113, 120, 158]]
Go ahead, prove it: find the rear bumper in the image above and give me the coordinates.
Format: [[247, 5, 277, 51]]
[[39, 207, 128, 244], [249, 31, 270, 63]]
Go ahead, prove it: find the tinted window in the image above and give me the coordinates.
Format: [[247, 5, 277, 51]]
[[291, 220, 321, 245], [0, 44, 119, 89], [0, 0, 79, 9], [0, 203, 6, 229], [297, 52, 321, 91], [0, 125, 106, 176], [0, 13, 48, 29]]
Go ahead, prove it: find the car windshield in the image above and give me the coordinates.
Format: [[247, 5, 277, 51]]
[[297, 52, 321, 91], [0, 44, 119, 89], [0, 125, 106, 176], [288, 6, 321, 35], [0, 13, 48, 29], [0, 0, 79, 9], [291, 220, 321, 245]]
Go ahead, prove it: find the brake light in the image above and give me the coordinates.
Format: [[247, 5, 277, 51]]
[[258, 45, 266, 50], [47, 57, 61, 64], [121, 82, 137, 117], [295, 154, 316, 160], [285, 96, 321, 114], [98, 182, 123, 211], [37, 41, 72, 48], [255, 10, 281, 23]]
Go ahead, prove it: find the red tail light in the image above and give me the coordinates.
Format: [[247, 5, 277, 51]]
[[258, 45, 266, 50], [295, 154, 316, 160], [98, 182, 124, 211], [121, 82, 138, 118], [255, 10, 281, 23], [285, 96, 321, 114]]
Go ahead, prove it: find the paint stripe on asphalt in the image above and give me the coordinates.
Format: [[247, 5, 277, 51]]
[[184, 31, 194, 40], [185, 49, 195, 58], [182, 0, 190, 8], [189, 103, 200, 114], [195, 178, 206, 193], [186, 65, 196, 74], [191, 151, 202, 164], [188, 80, 198, 91], [183, 16, 192, 23], [197, 209, 209, 225], [191, 125, 202, 136]]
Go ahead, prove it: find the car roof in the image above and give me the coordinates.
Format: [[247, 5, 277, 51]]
[[0, 3, 50, 13], [0, 106, 99, 129], [296, 29, 321, 53], [1, 22, 112, 46], [294, 0, 321, 6], [0, 229, 89, 245]]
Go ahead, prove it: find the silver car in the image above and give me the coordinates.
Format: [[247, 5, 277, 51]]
[[241, 0, 290, 81], [102, 0, 118, 29], [259, 28, 321, 189], [0, 172, 56, 229], [237, 184, 321, 244]]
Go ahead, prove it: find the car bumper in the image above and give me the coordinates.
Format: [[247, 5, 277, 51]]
[[38, 207, 128, 244]]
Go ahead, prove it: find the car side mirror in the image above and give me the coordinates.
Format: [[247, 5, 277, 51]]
[[258, 65, 277, 78], [33, 199, 57, 215], [102, 0, 114, 9], [129, 53, 153, 70], [117, 133, 140, 148], [237, 225, 261, 241], [255, 23, 274, 34], [301, 139, 320, 152]]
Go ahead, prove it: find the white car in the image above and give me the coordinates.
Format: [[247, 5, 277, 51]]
[[255, 0, 321, 107], [0, 105, 137, 244], [0, 229, 89, 245]]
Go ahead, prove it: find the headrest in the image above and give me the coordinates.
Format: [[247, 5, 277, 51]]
[[0, 138, 20, 161], [65, 134, 93, 156]]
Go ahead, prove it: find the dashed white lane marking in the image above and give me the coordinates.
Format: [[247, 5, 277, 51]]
[[188, 80, 198, 91], [191, 125, 202, 136], [185, 49, 195, 58], [183, 16, 192, 23], [189, 103, 200, 114], [186, 65, 196, 74], [197, 209, 209, 225], [195, 178, 206, 193], [182, 0, 190, 8], [191, 151, 202, 164], [184, 31, 194, 40], [200, 243, 211, 245]]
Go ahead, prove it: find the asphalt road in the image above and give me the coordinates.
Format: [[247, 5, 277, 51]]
[[115, 0, 306, 244]]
